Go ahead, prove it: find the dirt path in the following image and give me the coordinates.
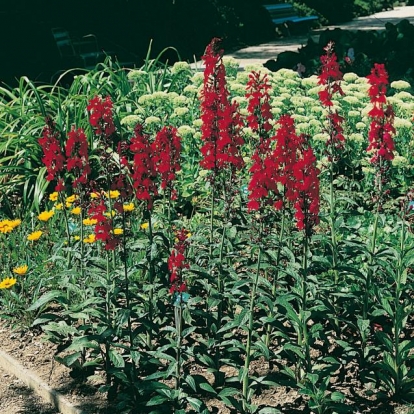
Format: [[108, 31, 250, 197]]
[[0, 365, 58, 414]]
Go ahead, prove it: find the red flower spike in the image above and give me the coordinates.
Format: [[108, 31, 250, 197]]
[[318, 42, 346, 157], [65, 126, 91, 188], [168, 229, 190, 294], [152, 126, 181, 194], [318, 42, 344, 107], [247, 114, 302, 212], [200, 38, 244, 172], [87, 95, 115, 138], [293, 139, 320, 234], [365, 64, 395, 167], [245, 71, 273, 135], [38, 118, 66, 190], [130, 124, 158, 209], [88, 199, 121, 251]]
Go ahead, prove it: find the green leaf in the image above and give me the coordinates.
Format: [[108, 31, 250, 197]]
[[306, 373, 319, 385], [283, 343, 304, 359], [186, 397, 204, 411], [109, 350, 125, 368], [146, 394, 169, 406], [55, 352, 81, 368], [197, 354, 216, 369], [218, 387, 239, 398], [27, 290, 67, 311], [200, 382, 217, 394], [185, 375, 197, 392], [357, 318, 370, 334], [330, 391, 345, 402]]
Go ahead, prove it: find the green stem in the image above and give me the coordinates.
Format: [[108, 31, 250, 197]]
[[105, 249, 112, 385], [329, 160, 340, 334], [298, 233, 311, 378], [393, 216, 405, 393], [59, 192, 72, 267], [174, 298, 183, 391], [265, 211, 285, 348], [209, 184, 215, 260], [242, 233, 262, 412], [146, 210, 155, 349], [122, 210, 135, 358], [363, 209, 379, 321]]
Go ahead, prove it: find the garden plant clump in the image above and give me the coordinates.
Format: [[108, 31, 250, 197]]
[[1, 38, 414, 413]]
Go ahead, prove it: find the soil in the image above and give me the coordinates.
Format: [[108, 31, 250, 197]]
[[0, 364, 58, 414], [0, 321, 413, 414], [0, 324, 108, 414]]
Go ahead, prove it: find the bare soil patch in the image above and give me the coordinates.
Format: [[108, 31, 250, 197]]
[[0, 321, 413, 414]]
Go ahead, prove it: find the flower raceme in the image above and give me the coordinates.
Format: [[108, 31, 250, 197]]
[[130, 124, 158, 209], [200, 37, 244, 172], [245, 72, 276, 211], [366, 64, 395, 166], [245, 71, 273, 135], [247, 114, 300, 211], [87, 95, 116, 139], [38, 118, 66, 189], [88, 199, 120, 251], [152, 126, 181, 199], [65, 127, 91, 188], [168, 229, 190, 294], [318, 42, 345, 156], [293, 139, 320, 234], [317, 41, 344, 107]]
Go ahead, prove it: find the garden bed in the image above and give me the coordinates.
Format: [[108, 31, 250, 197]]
[[2, 38, 414, 414], [0, 322, 108, 414]]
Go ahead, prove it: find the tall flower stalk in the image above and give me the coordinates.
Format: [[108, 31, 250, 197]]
[[363, 63, 395, 321], [130, 123, 158, 348], [293, 134, 320, 378], [317, 42, 345, 330], [168, 229, 190, 392], [199, 38, 245, 384], [152, 125, 181, 234]]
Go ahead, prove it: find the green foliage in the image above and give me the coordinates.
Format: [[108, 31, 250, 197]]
[[2, 51, 414, 413]]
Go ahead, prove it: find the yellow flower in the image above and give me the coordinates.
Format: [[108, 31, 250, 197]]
[[13, 265, 28, 276], [55, 203, 63, 210], [0, 219, 21, 234], [113, 228, 123, 235], [71, 207, 82, 215], [141, 222, 149, 230], [49, 192, 59, 202], [123, 203, 135, 212], [10, 219, 21, 228], [104, 211, 116, 218], [83, 234, 96, 244], [187, 232, 192, 238], [66, 194, 78, 203], [38, 210, 54, 222], [27, 230, 42, 241], [83, 218, 98, 226], [108, 190, 120, 199], [0, 277, 17, 289], [90, 192, 100, 199], [65, 202, 73, 208], [73, 235, 81, 241], [0, 220, 13, 234]]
